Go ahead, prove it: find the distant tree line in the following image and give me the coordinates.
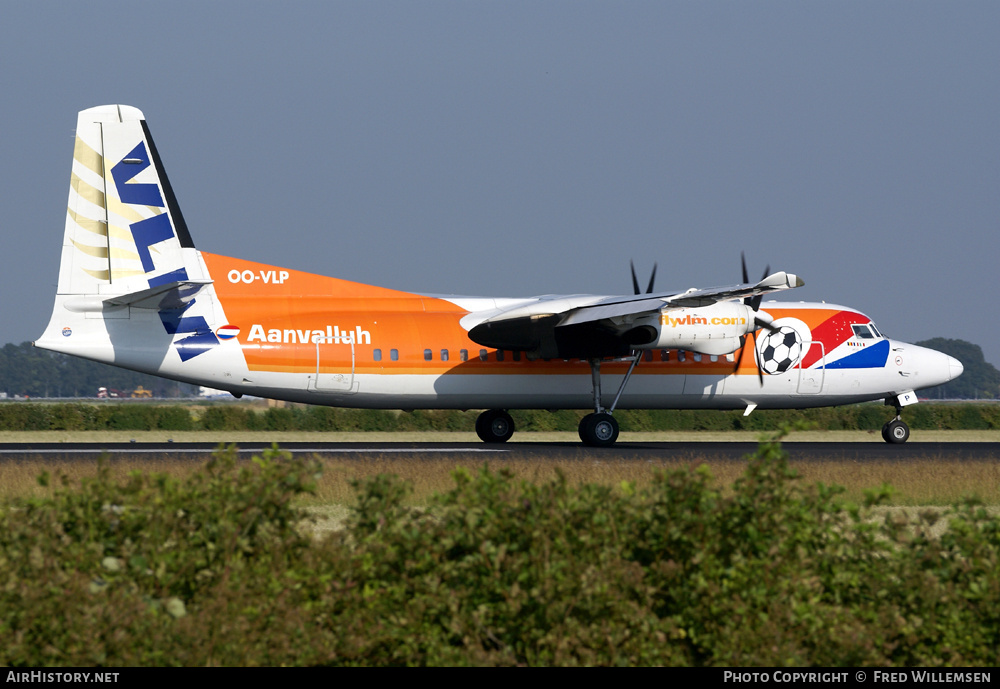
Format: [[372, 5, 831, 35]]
[[0, 342, 198, 399], [0, 338, 996, 400]]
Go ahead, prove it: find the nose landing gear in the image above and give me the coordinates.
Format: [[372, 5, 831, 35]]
[[882, 418, 910, 443], [881, 398, 911, 444]]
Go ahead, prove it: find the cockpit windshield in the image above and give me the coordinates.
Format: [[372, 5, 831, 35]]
[[852, 323, 876, 339], [851, 322, 884, 339]]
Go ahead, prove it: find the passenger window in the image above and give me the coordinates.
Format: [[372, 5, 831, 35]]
[[496, 350, 505, 362], [643, 350, 653, 362], [373, 349, 382, 361], [479, 349, 488, 362], [460, 349, 468, 361], [661, 350, 670, 362], [424, 349, 432, 361], [441, 349, 449, 361], [512, 351, 521, 362], [390, 349, 399, 361]]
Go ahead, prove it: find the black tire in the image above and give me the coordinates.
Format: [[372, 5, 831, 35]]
[[884, 419, 910, 444], [578, 413, 594, 443], [476, 409, 514, 443], [579, 412, 619, 447]]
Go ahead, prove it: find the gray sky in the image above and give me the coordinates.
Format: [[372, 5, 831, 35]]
[[3, 2, 998, 364]]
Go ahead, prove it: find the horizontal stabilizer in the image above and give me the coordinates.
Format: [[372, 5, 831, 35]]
[[103, 279, 213, 311]]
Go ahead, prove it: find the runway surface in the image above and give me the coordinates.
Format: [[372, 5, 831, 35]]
[[1, 441, 998, 463]]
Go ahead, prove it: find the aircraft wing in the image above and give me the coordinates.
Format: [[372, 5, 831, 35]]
[[467, 271, 803, 359], [561, 270, 804, 324]]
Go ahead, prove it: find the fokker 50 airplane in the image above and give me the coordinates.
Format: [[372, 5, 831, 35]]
[[35, 105, 963, 446]]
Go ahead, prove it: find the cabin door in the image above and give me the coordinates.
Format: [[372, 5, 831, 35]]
[[309, 336, 358, 393], [796, 341, 825, 394]]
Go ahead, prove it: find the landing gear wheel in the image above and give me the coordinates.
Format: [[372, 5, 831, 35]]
[[579, 412, 620, 447], [882, 419, 910, 444], [476, 409, 514, 443]]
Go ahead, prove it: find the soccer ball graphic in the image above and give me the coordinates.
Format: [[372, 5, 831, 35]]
[[757, 326, 803, 375]]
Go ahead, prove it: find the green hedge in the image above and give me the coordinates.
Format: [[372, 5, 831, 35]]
[[0, 401, 998, 432], [1, 440, 997, 665]]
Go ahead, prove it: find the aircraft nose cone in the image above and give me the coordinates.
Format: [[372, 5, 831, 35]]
[[948, 355, 964, 382]]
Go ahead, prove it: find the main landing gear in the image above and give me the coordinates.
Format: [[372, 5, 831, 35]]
[[579, 411, 619, 447], [578, 353, 641, 447], [474, 353, 642, 447], [881, 399, 910, 444], [475, 408, 515, 443]]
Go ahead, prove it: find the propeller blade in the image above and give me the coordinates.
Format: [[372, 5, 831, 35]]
[[754, 309, 777, 332], [737, 254, 778, 386], [756, 335, 764, 385], [741, 253, 771, 311], [732, 330, 766, 386], [733, 334, 747, 373], [630, 260, 657, 295], [750, 264, 770, 311]]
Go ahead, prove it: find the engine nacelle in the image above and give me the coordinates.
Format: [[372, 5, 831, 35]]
[[624, 302, 758, 356]]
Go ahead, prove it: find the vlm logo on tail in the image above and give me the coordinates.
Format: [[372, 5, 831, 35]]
[[52, 105, 221, 362], [105, 114, 219, 361]]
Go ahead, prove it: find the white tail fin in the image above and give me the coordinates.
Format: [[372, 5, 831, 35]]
[[38, 106, 223, 368], [60, 104, 205, 295]]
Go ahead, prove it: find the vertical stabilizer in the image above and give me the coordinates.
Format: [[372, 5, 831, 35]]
[[59, 105, 203, 297], [38, 105, 223, 369]]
